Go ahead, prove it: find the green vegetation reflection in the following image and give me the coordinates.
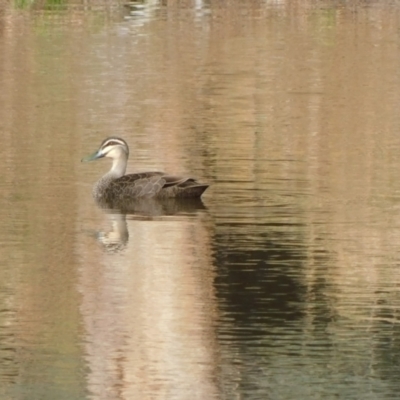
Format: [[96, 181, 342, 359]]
[[14, 0, 66, 10]]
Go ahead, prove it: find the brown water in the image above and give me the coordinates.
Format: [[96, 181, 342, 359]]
[[1, 0, 400, 399]]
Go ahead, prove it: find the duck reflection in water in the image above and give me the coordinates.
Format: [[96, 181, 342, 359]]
[[96, 212, 129, 253], [94, 197, 208, 253]]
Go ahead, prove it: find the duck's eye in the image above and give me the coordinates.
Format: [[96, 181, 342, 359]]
[[104, 141, 121, 148]]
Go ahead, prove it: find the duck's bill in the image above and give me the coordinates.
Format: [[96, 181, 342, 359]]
[[81, 151, 104, 162]]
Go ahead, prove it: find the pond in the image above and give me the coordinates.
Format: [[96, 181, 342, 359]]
[[1, 0, 400, 399]]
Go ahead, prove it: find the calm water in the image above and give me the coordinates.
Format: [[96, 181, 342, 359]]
[[1, 0, 400, 399]]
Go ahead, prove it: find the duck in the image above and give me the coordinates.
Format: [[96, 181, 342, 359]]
[[82, 137, 209, 200]]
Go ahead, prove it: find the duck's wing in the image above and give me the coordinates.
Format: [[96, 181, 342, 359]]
[[162, 175, 195, 187], [109, 172, 208, 198], [162, 175, 209, 197], [109, 172, 166, 198]]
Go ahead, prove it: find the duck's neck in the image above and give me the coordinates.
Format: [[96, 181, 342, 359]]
[[107, 153, 128, 180], [94, 153, 128, 199]]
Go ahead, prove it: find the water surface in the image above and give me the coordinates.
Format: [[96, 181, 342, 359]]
[[1, 1, 400, 399]]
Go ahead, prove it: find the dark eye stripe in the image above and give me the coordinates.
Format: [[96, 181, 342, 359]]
[[103, 140, 123, 148]]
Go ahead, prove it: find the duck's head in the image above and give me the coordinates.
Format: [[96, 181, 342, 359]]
[[82, 137, 129, 162]]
